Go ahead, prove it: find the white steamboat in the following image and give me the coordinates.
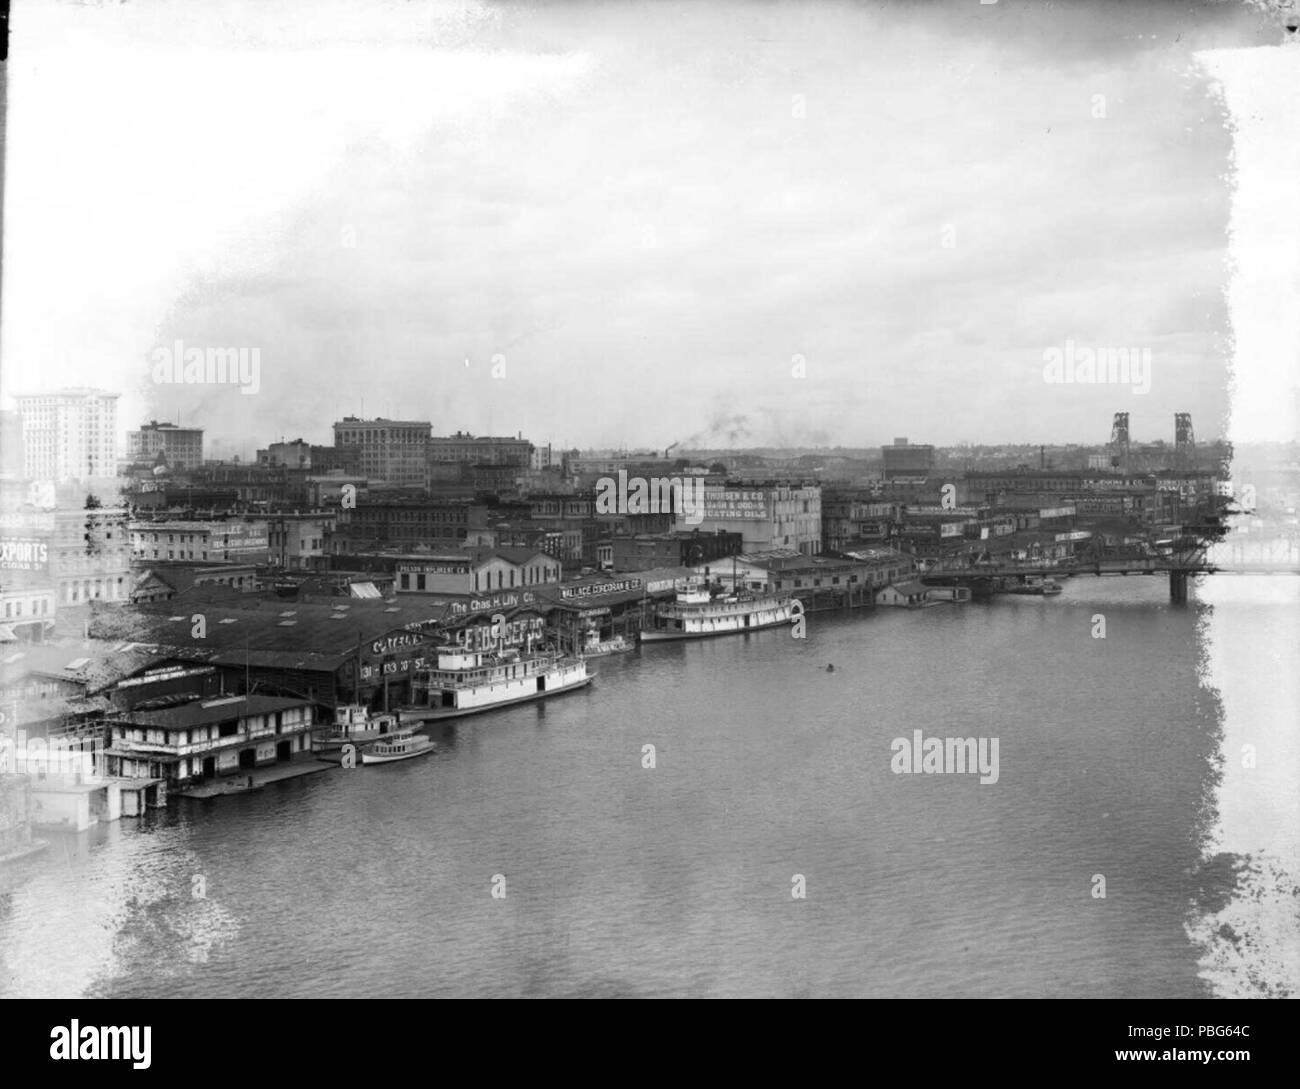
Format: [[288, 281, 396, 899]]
[[402, 645, 592, 721], [641, 586, 796, 642]]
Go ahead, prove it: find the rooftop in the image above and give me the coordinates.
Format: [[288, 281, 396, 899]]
[[119, 694, 310, 729]]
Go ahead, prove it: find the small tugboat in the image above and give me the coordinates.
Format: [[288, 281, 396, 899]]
[[360, 727, 435, 765], [581, 631, 635, 657], [1005, 576, 1063, 596], [316, 704, 405, 750]]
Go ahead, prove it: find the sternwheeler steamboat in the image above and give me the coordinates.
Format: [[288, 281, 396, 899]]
[[400, 644, 592, 721], [641, 585, 796, 642]]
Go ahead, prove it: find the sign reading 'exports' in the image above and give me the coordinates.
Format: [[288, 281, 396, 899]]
[[0, 538, 50, 571]]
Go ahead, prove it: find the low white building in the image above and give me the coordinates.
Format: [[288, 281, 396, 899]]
[[103, 694, 315, 802]]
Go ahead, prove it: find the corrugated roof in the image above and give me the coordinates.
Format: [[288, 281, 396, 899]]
[[97, 596, 448, 658], [0, 643, 171, 694], [119, 694, 309, 729]]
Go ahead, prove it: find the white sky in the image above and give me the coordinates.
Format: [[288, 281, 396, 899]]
[[1, 0, 1291, 457]]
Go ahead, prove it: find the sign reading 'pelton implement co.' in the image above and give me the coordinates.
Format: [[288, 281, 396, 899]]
[[397, 561, 470, 574]]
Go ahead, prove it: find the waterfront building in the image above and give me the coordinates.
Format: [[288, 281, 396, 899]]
[[127, 421, 204, 471], [697, 549, 911, 598], [103, 694, 316, 799], [875, 579, 940, 608], [96, 592, 454, 710], [526, 567, 696, 652]]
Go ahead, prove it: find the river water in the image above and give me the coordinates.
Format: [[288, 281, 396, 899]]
[[2, 574, 1296, 998]]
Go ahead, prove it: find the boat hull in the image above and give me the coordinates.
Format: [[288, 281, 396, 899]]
[[316, 727, 401, 751], [640, 615, 793, 642], [401, 674, 593, 721], [360, 744, 434, 765]]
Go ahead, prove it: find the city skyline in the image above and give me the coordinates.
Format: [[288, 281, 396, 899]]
[[3, 0, 1291, 452]]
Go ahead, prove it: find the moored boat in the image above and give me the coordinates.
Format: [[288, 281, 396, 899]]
[[400, 645, 592, 721], [641, 585, 796, 642], [316, 704, 405, 750], [582, 632, 635, 657], [360, 728, 435, 765], [1005, 576, 1063, 596]]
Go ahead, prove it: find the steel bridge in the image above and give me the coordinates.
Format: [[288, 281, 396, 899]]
[[918, 533, 1300, 603]]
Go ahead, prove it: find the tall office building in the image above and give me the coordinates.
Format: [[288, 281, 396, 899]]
[[332, 416, 431, 487], [15, 389, 120, 482]]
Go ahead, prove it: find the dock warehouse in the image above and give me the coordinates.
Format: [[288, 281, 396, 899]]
[[90, 588, 452, 712]]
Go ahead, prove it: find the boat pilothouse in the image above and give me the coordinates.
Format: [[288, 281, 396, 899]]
[[642, 584, 796, 642], [317, 704, 404, 750], [402, 644, 592, 720]]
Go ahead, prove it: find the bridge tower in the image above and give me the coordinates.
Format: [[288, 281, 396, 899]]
[[1174, 412, 1195, 470], [1108, 412, 1130, 471]]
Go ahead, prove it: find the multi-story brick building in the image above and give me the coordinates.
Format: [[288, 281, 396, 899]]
[[675, 480, 822, 556], [331, 498, 488, 552], [427, 432, 533, 466], [127, 421, 204, 470], [332, 417, 430, 487]]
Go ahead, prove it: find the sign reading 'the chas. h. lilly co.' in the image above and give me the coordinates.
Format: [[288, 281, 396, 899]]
[[449, 592, 535, 615]]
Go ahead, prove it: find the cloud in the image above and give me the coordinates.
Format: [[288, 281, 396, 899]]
[[1, 0, 1272, 452]]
